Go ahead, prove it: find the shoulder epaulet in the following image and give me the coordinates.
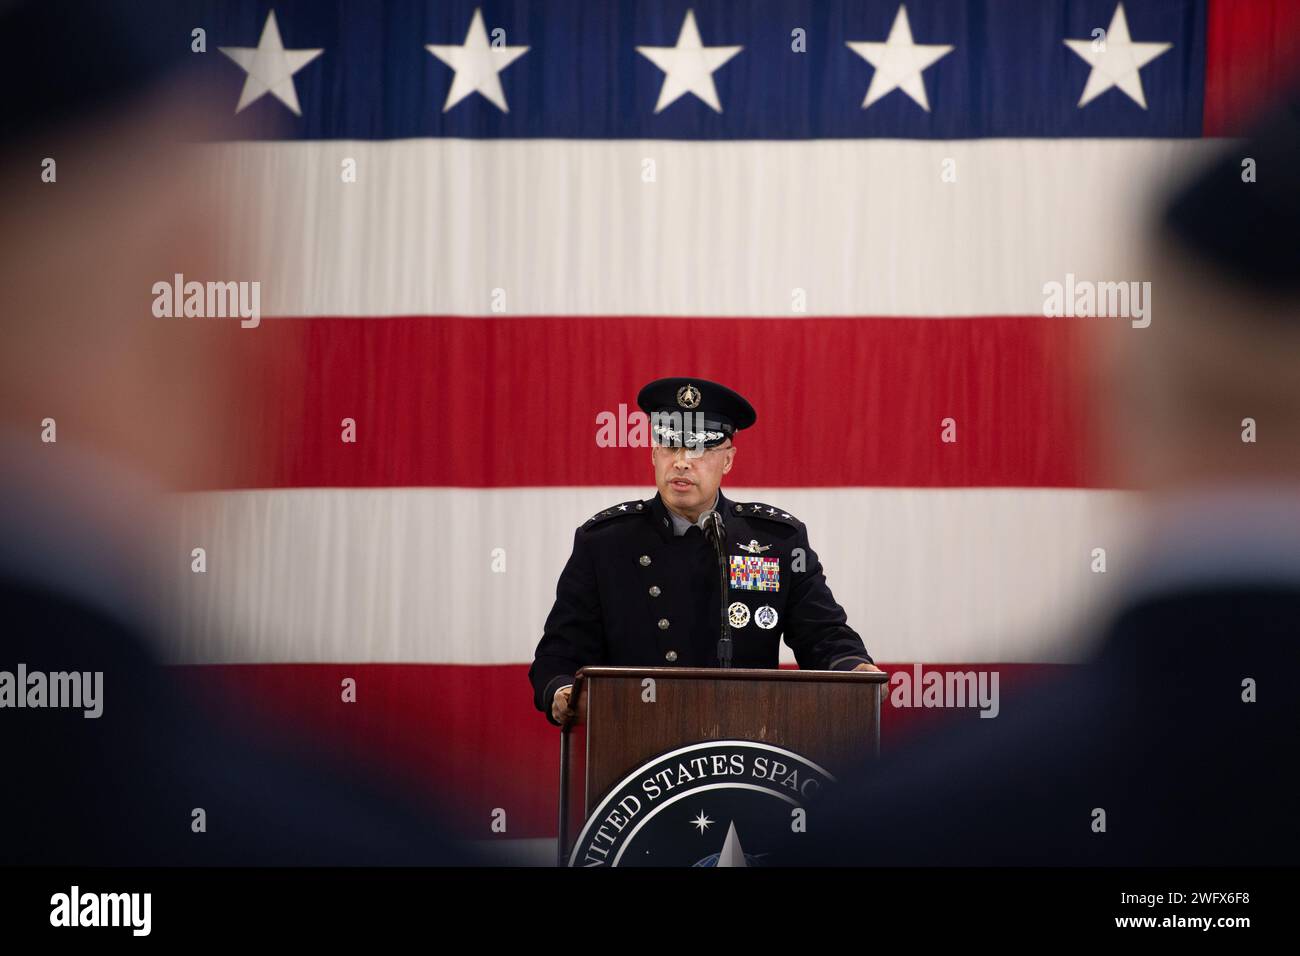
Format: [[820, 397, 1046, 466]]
[[730, 502, 801, 527], [582, 500, 647, 530]]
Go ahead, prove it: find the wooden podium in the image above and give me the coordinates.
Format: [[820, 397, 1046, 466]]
[[557, 666, 887, 865]]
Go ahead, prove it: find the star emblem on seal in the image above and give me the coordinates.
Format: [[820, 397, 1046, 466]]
[[676, 384, 701, 409]]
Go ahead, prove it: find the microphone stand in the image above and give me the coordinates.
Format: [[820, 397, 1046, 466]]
[[702, 510, 732, 668]]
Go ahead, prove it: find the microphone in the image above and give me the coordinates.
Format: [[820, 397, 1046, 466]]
[[701, 510, 725, 548], [701, 511, 733, 668]]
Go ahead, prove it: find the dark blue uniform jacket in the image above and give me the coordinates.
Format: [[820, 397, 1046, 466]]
[[529, 488, 872, 724]]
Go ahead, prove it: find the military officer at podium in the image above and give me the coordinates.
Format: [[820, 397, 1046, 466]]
[[528, 377, 881, 726]]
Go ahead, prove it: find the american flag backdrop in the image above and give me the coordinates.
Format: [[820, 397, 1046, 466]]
[[159, 0, 1299, 854]]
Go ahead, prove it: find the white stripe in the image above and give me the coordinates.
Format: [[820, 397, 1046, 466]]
[[162, 486, 1136, 666], [196, 138, 1219, 318]]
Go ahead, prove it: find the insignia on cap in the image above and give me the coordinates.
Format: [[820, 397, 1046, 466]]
[[653, 423, 725, 446], [736, 539, 771, 554], [676, 384, 701, 409], [727, 602, 751, 628]]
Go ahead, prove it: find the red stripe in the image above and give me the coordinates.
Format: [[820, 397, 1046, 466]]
[[198, 315, 1104, 490], [171, 662, 1068, 839], [1203, 0, 1300, 136]]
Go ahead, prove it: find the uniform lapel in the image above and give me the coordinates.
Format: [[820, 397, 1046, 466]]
[[647, 493, 675, 543]]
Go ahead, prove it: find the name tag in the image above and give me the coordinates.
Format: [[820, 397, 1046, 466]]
[[729, 555, 780, 592]]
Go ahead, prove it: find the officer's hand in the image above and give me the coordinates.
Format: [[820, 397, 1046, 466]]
[[552, 685, 576, 725], [852, 662, 883, 673]]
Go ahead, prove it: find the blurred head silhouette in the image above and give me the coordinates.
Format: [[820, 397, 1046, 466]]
[[0, 2, 242, 517], [0, 0, 474, 866], [1096, 92, 1300, 495]]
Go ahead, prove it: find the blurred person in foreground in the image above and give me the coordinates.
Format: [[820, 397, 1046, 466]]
[[0, 1, 472, 865], [776, 91, 1300, 866]]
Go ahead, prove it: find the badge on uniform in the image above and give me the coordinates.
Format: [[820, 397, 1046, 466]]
[[729, 555, 779, 592], [727, 602, 750, 628]]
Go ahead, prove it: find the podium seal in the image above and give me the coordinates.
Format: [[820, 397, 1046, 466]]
[[567, 739, 835, 867]]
